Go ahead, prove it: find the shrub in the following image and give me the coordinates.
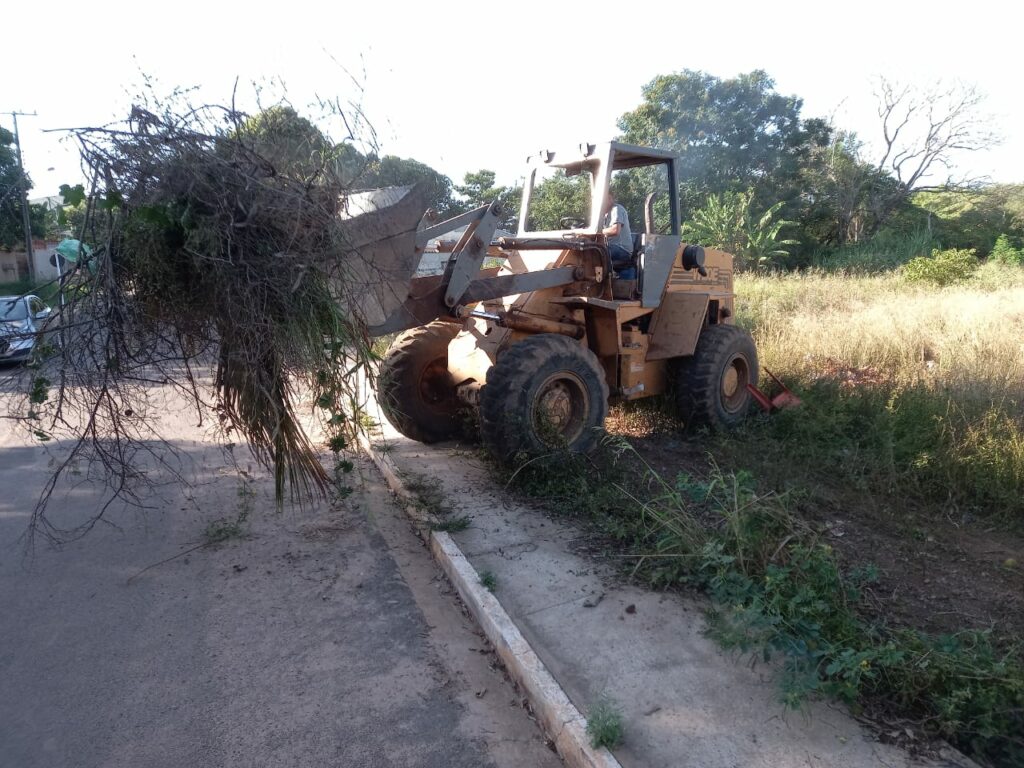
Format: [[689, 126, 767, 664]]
[[812, 229, 936, 273], [903, 247, 978, 285], [990, 234, 1023, 266]]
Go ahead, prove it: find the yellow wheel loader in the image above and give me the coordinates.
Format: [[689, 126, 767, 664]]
[[356, 142, 761, 460]]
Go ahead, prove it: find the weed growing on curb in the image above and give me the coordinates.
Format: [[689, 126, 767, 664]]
[[479, 570, 497, 592], [429, 516, 471, 533], [586, 696, 624, 749], [403, 472, 451, 517], [203, 480, 254, 544]]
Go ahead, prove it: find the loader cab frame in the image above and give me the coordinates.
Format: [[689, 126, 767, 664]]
[[516, 141, 681, 239]]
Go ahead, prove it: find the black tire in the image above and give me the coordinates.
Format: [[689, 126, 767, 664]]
[[378, 322, 463, 443], [480, 334, 609, 462], [675, 324, 759, 430]]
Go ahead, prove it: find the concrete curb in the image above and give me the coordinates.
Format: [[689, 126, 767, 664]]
[[358, 425, 622, 768]]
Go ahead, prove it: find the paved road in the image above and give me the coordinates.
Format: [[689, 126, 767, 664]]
[[0, 401, 559, 768]]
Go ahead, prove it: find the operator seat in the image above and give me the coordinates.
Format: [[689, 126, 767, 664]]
[[610, 233, 642, 299]]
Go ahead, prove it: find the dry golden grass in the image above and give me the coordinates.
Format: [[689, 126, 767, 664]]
[[731, 264, 1024, 518], [737, 264, 1024, 399]]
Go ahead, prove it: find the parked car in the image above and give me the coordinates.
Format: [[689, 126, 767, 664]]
[[0, 294, 52, 363]]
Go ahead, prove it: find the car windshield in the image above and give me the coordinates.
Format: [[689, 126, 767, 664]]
[[0, 297, 28, 321]]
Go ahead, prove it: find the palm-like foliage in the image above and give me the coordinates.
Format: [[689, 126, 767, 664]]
[[683, 190, 798, 270]]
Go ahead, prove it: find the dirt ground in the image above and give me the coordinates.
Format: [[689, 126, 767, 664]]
[[606, 410, 1024, 642]]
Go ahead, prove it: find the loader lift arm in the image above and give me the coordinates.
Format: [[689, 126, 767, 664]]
[[367, 201, 593, 336]]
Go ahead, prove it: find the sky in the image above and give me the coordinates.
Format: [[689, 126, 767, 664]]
[[4, 0, 1020, 199]]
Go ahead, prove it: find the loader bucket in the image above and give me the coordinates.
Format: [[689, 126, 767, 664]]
[[335, 184, 429, 329]]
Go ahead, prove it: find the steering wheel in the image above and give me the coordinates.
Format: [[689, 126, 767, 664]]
[[559, 216, 586, 230]]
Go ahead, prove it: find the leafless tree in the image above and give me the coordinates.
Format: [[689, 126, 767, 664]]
[[865, 78, 1000, 234]]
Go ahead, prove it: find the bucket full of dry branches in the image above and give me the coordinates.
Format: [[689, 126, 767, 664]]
[[19, 100, 427, 541]]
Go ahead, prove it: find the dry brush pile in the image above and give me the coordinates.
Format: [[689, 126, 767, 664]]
[[13, 98, 409, 545]]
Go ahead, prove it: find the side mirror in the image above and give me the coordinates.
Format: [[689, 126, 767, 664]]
[[34, 307, 52, 320]]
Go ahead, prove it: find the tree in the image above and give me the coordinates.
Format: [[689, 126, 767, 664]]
[[455, 169, 520, 229], [0, 126, 32, 250], [29, 203, 52, 239], [524, 171, 590, 232], [235, 106, 332, 180], [454, 169, 503, 208], [617, 70, 831, 220], [799, 130, 894, 246], [914, 184, 1024, 253], [238, 108, 464, 222], [863, 78, 999, 235], [359, 155, 459, 218]]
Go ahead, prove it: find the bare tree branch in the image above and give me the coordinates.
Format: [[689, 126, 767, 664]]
[[863, 77, 1001, 235]]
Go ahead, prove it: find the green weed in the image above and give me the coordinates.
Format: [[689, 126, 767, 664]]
[[503, 443, 1024, 766], [990, 234, 1024, 266], [203, 481, 253, 544], [903, 247, 979, 285], [403, 472, 451, 517], [479, 570, 497, 592], [429, 515, 471, 533], [586, 695, 624, 749], [202, 515, 247, 544], [811, 229, 936, 273], [718, 382, 1024, 521]]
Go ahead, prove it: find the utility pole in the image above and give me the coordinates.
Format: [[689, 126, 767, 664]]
[[5, 111, 38, 284]]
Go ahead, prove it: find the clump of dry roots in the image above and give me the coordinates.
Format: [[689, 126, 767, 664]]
[[17, 95, 398, 544]]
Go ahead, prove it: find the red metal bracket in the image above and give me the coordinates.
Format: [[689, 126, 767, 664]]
[[746, 367, 801, 413]]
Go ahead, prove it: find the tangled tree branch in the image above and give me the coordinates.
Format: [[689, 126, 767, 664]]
[[8, 90, 420, 547]]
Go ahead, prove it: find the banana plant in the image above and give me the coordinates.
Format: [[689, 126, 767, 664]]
[[744, 200, 800, 268]]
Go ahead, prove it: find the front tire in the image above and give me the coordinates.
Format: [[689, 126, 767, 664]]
[[675, 324, 759, 430], [480, 334, 609, 462], [378, 322, 463, 443]]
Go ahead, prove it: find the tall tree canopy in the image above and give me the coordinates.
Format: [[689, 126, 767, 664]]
[[1, 126, 32, 250], [617, 70, 831, 220], [524, 171, 590, 232], [237, 107, 460, 218], [455, 169, 520, 229], [236, 106, 331, 179], [359, 155, 459, 218], [454, 170, 504, 208]]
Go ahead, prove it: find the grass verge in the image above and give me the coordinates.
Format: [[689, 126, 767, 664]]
[[504, 439, 1024, 766], [733, 264, 1024, 524]]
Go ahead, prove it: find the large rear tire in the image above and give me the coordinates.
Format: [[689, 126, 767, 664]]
[[675, 324, 759, 430], [378, 322, 463, 443], [480, 334, 609, 462]]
